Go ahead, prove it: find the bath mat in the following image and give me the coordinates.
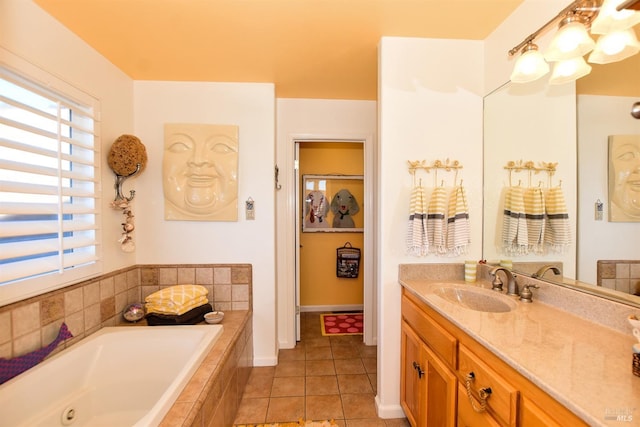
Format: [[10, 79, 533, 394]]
[[320, 313, 363, 336], [234, 421, 337, 427]]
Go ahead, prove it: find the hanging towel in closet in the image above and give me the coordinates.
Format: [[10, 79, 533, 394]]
[[524, 187, 545, 254], [427, 186, 448, 254], [406, 184, 428, 256], [446, 185, 470, 255], [545, 186, 571, 252], [501, 186, 528, 255]]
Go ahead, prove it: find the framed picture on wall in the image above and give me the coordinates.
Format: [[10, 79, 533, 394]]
[[302, 174, 364, 232]]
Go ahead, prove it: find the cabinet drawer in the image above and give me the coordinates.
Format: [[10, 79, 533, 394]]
[[457, 383, 502, 427], [458, 344, 518, 427], [402, 294, 457, 367]]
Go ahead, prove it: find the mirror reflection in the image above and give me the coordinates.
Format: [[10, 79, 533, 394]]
[[483, 56, 640, 308]]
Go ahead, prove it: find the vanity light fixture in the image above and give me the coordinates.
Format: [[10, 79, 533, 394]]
[[588, 28, 640, 62], [549, 56, 593, 84], [545, 14, 596, 61], [508, 0, 640, 84], [510, 42, 550, 83], [591, 0, 640, 33]]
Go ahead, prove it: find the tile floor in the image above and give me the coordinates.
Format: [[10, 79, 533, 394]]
[[233, 312, 409, 427]]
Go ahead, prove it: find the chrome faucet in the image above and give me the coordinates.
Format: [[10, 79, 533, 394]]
[[489, 266, 519, 296], [532, 265, 561, 279]]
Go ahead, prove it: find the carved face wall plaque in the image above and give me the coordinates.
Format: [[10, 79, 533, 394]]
[[163, 123, 239, 221], [609, 134, 640, 222]]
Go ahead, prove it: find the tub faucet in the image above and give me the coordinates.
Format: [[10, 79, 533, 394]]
[[532, 265, 561, 279], [490, 266, 519, 296]]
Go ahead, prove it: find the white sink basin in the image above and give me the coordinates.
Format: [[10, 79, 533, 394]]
[[432, 284, 517, 313]]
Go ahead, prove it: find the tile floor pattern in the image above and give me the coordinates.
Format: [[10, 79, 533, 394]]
[[234, 312, 410, 427]]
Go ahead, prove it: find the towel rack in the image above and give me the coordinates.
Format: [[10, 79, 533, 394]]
[[504, 160, 557, 187], [408, 159, 463, 186]]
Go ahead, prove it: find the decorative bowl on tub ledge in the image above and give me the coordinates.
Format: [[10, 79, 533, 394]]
[[204, 311, 224, 324], [123, 303, 145, 322]]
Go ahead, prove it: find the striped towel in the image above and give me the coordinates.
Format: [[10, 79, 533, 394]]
[[524, 187, 545, 254], [545, 186, 571, 252], [406, 184, 428, 256], [501, 186, 528, 255], [427, 186, 448, 254], [446, 185, 470, 255]]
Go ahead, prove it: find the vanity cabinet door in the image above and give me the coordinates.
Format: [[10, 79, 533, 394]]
[[401, 320, 425, 426], [401, 320, 456, 427], [423, 342, 456, 426]]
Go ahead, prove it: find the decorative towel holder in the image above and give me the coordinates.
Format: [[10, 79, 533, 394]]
[[504, 160, 558, 187], [408, 159, 463, 187]]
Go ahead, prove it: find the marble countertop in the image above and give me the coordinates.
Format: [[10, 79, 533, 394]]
[[400, 279, 640, 427]]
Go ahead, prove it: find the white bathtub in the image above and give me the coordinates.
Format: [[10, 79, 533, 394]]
[[0, 325, 223, 427]]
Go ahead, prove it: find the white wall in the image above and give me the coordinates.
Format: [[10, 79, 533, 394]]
[[1, 0, 135, 275], [133, 81, 277, 365], [275, 99, 377, 349], [577, 95, 640, 284], [377, 37, 484, 417]]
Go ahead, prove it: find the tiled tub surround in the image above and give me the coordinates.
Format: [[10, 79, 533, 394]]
[[161, 310, 253, 427], [0, 264, 252, 361], [0, 263, 253, 426], [597, 260, 640, 296], [399, 263, 640, 427]]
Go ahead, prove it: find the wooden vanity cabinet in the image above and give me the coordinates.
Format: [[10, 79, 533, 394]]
[[401, 320, 456, 427], [401, 288, 588, 427]]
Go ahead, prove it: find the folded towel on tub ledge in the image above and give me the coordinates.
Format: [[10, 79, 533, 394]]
[[145, 284, 209, 315], [145, 303, 213, 326], [146, 295, 210, 316], [145, 284, 208, 305]]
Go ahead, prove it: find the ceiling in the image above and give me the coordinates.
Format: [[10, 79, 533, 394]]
[[33, 0, 525, 100]]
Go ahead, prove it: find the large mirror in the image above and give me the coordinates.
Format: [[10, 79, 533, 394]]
[[483, 56, 640, 308]]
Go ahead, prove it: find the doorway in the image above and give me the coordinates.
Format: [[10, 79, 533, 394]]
[[295, 141, 365, 341]]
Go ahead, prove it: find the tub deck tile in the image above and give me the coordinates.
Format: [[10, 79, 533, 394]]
[[160, 310, 251, 427]]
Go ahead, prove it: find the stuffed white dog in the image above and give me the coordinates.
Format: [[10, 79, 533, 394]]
[[304, 190, 329, 228], [331, 189, 360, 228]]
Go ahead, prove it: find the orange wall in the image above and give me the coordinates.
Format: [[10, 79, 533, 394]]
[[578, 54, 640, 96], [299, 142, 364, 307]]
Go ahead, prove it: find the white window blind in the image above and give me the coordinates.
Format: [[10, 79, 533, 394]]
[[0, 62, 101, 304]]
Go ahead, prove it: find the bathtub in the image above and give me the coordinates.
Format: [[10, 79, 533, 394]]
[[0, 324, 223, 427]]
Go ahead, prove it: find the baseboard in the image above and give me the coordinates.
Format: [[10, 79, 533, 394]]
[[252, 355, 278, 367], [375, 396, 407, 419], [300, 304, 364, 313]]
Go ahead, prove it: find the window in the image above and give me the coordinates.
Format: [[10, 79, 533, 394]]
[[0, 58, 101, 306]]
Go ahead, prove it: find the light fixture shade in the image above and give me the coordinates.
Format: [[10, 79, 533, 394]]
[[545, 19, 596, 61], [588, 29, 640, 63], [549, 56, 592, 85], [510, 45, 550, 83], [591, 0, 640, 34]]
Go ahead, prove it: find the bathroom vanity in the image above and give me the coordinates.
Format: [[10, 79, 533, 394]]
[[399, 265, 639, 427]]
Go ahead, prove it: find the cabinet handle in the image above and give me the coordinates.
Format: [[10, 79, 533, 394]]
[[412, 361, 424, 379], [465, 372, 492, 413]]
